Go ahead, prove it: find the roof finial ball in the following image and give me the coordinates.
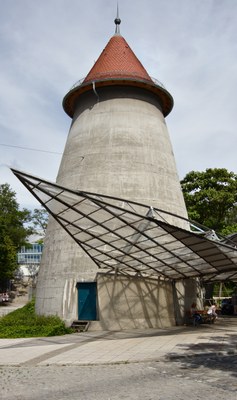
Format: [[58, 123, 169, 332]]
[[114, 4, 121, 35]]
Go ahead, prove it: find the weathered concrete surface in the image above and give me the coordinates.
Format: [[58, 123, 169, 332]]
[[90, 273, 176, 330]]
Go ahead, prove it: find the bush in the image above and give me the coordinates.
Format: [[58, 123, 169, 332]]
[[0, 299, 73, 338]]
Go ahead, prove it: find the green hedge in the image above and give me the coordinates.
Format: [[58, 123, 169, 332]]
[[0, 299, 73, 338]]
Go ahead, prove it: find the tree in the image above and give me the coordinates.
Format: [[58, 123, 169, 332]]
[[0, 183, 32, 288], [181, 168, 237, 234], [181, 169, 237, 298], [31, 207, 48, 235]]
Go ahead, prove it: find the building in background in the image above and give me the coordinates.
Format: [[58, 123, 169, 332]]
[[17, 234, 43, 282]]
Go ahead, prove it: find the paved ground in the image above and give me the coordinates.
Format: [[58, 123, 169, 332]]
[[0, 315, 236, 367], [0, 294, 28, 318], [0, 313, 236, 399]]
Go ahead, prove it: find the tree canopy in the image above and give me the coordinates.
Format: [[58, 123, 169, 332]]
[[31, 208, 48, 235], [180, 168, 237, 234], [0, 184, 32, 286]]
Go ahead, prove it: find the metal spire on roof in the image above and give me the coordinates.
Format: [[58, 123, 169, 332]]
[[114, 3, 121, 35]]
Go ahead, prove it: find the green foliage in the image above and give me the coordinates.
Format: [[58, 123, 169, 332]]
[[213, 282, 237, 297], [0, 184, 33, 284], [181, 168, 237, 232], [0, 234, 17, 280], [0, 299, 73, 338], [31, 207, 49, 235], [0, 183, 32, 246], [220, 224, 237, 237]]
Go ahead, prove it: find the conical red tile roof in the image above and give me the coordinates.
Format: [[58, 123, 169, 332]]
[[84, 34, 152, 83], [63, 32, 173, 118]]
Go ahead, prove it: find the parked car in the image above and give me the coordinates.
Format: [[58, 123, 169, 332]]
[[0, 292, 10, 303]]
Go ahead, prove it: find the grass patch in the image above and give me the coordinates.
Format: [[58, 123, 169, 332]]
[[0, 299, 73, 338]]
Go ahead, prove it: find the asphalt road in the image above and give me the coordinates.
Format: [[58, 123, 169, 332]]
[[1, 353, 237, 400]]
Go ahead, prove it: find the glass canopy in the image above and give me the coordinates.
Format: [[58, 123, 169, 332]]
[[12, 168, 237, 282]]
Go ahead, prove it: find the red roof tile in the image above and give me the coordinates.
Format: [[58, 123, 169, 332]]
[[84, 34, 152, 83]]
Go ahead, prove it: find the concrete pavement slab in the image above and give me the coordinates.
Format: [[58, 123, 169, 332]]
[[0, 316, 236, 367]]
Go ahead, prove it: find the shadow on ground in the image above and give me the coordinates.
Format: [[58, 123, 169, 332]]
[[166, 318, 237, 379]]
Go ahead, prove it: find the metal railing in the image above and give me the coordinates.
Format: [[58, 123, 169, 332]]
[[69, 72, 166, 92]]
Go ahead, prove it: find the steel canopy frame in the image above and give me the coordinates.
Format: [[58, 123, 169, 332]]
[[11, 168, 237, 282]]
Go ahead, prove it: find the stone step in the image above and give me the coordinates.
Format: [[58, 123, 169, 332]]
[[71, 320, 89, 332]]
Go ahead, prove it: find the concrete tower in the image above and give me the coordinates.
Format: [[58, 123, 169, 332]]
[[35, 17, 190, 328]]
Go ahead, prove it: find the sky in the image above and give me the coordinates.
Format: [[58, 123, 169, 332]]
[[0, 0, 236, 210]]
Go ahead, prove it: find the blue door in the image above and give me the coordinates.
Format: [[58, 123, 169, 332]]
[[77, 282, 97, 320]]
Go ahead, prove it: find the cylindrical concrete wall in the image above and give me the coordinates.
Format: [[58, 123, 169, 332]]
[[58, 87, 186, 216], [36, 85, 188, 325]]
